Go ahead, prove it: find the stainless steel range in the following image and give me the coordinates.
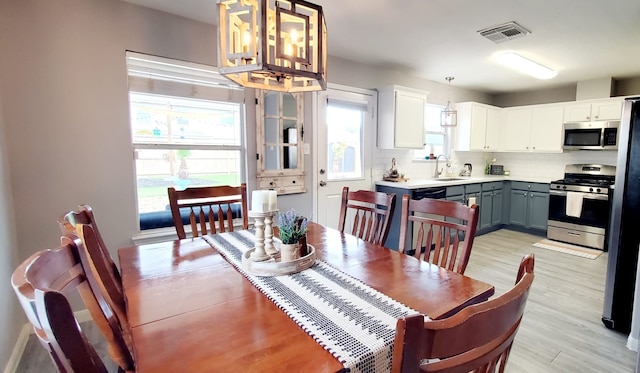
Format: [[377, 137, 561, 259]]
[[548, 164, 616, 250]]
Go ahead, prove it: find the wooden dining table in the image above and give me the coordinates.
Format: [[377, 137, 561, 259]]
[[118, 222, 494, 372]]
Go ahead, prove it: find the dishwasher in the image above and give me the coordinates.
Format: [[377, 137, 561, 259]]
[[375, 185, 447, 251], [406, 188, 447, 255]]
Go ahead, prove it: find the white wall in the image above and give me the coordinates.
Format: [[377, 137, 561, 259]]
[[0, 79, 23, 369], [0, 0, 220, 367]]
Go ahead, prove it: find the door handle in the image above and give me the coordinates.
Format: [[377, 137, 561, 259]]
[[319, 169, 326, 175], [319, 181, 327, 187]]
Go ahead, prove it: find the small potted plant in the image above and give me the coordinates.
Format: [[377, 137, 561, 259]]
[[278, 208, 308, 262]]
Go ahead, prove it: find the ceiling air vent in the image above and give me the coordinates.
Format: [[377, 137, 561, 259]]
[[477, 21, 530, 44]]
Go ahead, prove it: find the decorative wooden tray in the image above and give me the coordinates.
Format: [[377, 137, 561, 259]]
[[241, 244, 316, 276]]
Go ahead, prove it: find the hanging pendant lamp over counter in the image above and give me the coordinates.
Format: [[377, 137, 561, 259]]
[[441, 76, 457, 127]]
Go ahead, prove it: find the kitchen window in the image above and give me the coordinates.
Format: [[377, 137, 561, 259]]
[[126, 52, 246, 231], [414, 104, 449, 159]]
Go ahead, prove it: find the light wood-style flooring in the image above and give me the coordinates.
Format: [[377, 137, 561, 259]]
[[14, 229, 637, 372], [465, 229, 636, 372]]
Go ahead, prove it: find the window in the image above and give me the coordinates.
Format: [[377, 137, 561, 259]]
[[326, 99, 366, 180], [414, 104, 449, 159], [126, 52, 246, 230]]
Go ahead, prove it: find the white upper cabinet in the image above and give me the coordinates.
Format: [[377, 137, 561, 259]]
[[503, 103, 564, 153], [503, 107, 531, 152], [530, 104, 564, 152], [563, 98, 623, 122], [455, 102, 501, 151], [377, 85, 428, 149]]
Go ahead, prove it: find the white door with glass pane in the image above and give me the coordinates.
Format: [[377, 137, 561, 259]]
[[315, 86, 375, 229]]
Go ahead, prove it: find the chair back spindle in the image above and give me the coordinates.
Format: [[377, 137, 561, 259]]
[[399, 195, 479, 274], [168, 183, 248, 239], [338, 187, 396, 246]]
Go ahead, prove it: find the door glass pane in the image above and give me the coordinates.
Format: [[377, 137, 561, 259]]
[[264, 144, 280, 170], [284, 145, 298, 169], [283, 93, 297, 117], [264, 118, 279, 143], [264, 92, 278, 116], [326, 102, 365, 180]]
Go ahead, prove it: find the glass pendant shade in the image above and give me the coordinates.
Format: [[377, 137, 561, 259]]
[[441, 102, 457, 127], [217, 0, 327, 92], [440, 77, 457, 127]]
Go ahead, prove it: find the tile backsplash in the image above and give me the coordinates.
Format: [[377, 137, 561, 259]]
[[374, 148, 619, 184]]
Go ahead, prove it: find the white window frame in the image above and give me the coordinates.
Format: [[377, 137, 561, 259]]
[[414, 104, 450, 160], [126, 52, 248, 239]]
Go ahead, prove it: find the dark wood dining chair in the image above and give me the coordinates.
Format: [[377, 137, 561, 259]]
[[168, 183, 249, 239], [391, 254, 535, 373], [12, 235, 135, 372], [36, 289, 112, 373], [58, 205, 129, 335], [398, 194, 479, 275], [338, 187, 396, 245], [58, 205, 123, 297]]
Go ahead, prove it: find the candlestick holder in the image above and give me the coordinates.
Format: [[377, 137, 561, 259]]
[[248, 210, 278, 261]]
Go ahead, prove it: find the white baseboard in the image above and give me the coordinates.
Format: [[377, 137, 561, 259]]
[[628, 334, 639, 352], [3, 309, 92, 373], [3, 324, 31, 373]]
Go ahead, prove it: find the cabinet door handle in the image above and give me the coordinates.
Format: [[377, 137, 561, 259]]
[[595, 115, 599, 119], [523, 192, 527, 196], [319, 181, 327, 187]]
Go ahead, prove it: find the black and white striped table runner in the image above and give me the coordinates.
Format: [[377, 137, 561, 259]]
[[204, 230, 420, 373]]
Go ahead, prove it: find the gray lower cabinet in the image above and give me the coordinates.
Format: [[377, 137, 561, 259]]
[[528, 192, 549, 230], [509, 190, 528, 226], [509, 182, 549, 231], [479, 182, 504, 232], [492, 189, 504, 226], [480, 191, 493, 230], [446, 185, 465, 204], [447, 184, 482, 227]]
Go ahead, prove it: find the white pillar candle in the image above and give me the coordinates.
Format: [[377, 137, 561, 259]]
[[252, 190, 264, 212], [268, 190, 278, 212], [261, 191, 269, 213]]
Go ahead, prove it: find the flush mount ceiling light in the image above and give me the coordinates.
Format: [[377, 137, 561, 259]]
[[495, 52, 557, 80], [441, 77, 457, 127], [217, 0, 327, 92]]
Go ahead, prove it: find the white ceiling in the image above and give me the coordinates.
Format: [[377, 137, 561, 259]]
[[121, 0, 640, 94]]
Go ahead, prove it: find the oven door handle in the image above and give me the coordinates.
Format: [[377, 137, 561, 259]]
[[549, 190, 609, 201]]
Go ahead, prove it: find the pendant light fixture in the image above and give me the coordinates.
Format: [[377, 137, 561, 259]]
[[441, 76, 457, 127], [217, 0, 327, 93]]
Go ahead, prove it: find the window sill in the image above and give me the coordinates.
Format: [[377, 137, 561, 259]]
[[131, 220, 251, 246], [131, 227, 179, 245]]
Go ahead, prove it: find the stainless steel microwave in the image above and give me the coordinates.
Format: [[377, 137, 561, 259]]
[[562, 121, 619, 150]]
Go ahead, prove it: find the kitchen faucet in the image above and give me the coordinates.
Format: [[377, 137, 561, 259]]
[[433, 154, 450, 178]]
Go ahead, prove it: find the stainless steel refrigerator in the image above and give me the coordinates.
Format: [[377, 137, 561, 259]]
[[603, 96, 640, 333]]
